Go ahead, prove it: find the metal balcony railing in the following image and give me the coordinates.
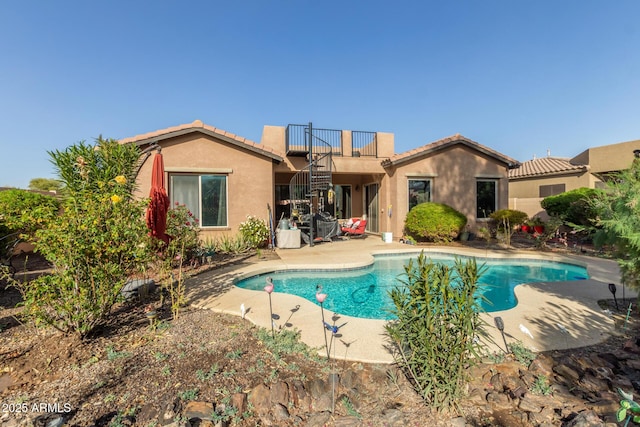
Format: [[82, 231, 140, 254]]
[[351, 130, 377, 157]]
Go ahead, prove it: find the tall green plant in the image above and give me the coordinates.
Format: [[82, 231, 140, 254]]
[[0, 189, 59, 259], [385, 252, 486, 413], [18, 137, 152, 337], [592, 158, 640, 296], [489, 209, 528, 247]]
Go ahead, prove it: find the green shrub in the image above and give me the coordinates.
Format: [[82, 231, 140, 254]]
[[509, 341, 536, 366], [541, 187, 602, 227], [238, 215, 269, 249], [0, 189, 59, 241], [385, 252, 486, 413], [165, 203, 201, 265], [489, 209, 528, 246], [404, 202, 467, 243], [17, 138, 153, 337]]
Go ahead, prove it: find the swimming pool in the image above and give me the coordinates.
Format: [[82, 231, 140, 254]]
[[235, 253, 589, 320]]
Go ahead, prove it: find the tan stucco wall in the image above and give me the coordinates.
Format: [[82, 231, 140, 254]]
[[384, 145, 510, 237], [508, 197, 547, 219], [572, 139, 640, 174], [136, 133, 274, 241], [508, 172, 596, 199], [508, 172, 601, 218]]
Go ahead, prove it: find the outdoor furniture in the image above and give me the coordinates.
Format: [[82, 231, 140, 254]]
[[316, 219, 340, 242], [276, 228, 301, 249], [341, 218, 367, 238]]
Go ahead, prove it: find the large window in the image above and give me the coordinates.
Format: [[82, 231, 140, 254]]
[[539, 183, 565, 198], [408, 179, 431, 211], [170, 174, 228, 227], [476, 179, 497, 219]]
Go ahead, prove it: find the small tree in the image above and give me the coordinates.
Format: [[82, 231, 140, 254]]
[[489, 209, 528, 247], [0, 189, 60, 253], [385, 252, 486, 413], [17, 138, 153, 337], [28, 177, 64, 193], [592, 157, 640, 300]]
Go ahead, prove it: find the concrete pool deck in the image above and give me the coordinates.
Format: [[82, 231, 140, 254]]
[[186, 238, 622, 364]]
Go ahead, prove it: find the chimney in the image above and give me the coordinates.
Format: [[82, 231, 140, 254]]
[[547, 149, 551, 157]]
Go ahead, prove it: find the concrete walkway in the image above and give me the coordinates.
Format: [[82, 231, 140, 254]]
[[186, 237, 622, 364]]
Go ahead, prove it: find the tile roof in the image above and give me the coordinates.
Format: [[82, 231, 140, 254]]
[[382, 134, 519, 168], [118, 120, 284, 162], [508, 156, 588, 179]]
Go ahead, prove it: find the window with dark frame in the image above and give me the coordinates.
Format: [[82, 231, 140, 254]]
[[170, 174, 228, 227], [476, 179, 497, 218], [408, 179, 432, 211], [539, 183, 566, 198]]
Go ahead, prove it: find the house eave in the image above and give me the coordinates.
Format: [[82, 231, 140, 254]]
[[126, 128, 284, 163]]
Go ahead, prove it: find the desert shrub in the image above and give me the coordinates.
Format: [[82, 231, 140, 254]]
[[541, 187, 602, 227], [385, 252, 486, 413], [404, 202, 467, 243], [0, 189, 59, 239], [238, 215, 269, 249], [165, 203, 201, 265], [489, 209, 528, 246], [214, 234, 252, 254], [0, 189, 60, 230], [17, 138, 153, 337]]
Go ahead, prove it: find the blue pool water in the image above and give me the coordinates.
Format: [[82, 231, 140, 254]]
[[235, 253, 589, 320]]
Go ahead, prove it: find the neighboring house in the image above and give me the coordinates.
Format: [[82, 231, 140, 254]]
[[508, 138, 640, 219], [122, 120, 518, 242]]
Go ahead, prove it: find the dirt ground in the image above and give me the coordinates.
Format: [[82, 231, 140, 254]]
[[0, 238, 632, 426]]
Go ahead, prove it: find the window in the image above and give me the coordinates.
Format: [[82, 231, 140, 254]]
[[408, 179, 431, 211], [170, 174, 227, 227], [476, 180, 497, 218], [539, 183, 565, 198]]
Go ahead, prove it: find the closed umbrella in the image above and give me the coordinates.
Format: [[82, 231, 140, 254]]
[[146, 151, 170, 244]]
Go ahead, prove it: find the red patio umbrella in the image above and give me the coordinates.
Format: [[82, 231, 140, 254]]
[[146, 152, 170, 244]]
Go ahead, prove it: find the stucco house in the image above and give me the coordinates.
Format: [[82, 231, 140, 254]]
[[122, 120, 519, 242], [509, 139, 640, 219]]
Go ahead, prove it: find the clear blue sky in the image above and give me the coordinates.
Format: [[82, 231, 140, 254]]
[[1, 1, 639, 188]]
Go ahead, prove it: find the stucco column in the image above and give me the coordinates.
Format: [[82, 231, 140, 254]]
[[342, 130, 352, 157]]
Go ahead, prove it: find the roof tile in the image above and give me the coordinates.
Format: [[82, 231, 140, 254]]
[[509, 157, 587, 179], [118, 120, 284, 160], [384, 134, 518, 167]]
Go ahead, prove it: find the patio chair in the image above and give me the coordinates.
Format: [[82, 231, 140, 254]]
[[341, 218, 367, 239]]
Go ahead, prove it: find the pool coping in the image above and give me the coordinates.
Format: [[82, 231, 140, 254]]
[[186, 240, 620, 364]]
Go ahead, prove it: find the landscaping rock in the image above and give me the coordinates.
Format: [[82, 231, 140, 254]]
[[518, 395, 543, 413], [554, 363, 581, 383], [565, 410, 605, 427], [290, 379, 311, 410], [270, 381, 289, 406], [312, 392, 334, 412], [381, 408, 405, 426], [449, 416, 467, 427], [272, 403, 290, 421], [529, 354, 555, 377], [307, 378, 328, 398], [486, 391, 511, 409], [333, 416, 361, 427], [230, 392, 247, 414], [304, 411, 331, 427], [121, 278, 155, 299], [184, 401, 215, 421], [248, 383, 271, 414]]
